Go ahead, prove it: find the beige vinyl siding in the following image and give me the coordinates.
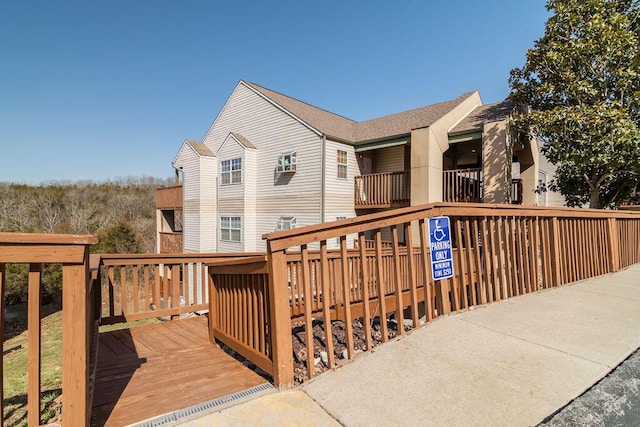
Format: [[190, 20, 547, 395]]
[[199, 157, 217, 251], [374, 145, 405, 173], [324, 140, 358, 249], [218, 215, 244, 252], [538, 151, 566, 207], [244, 148, 257, 251], [203, 82, 324, 252], [174, 145, 201, 253], [217, 137, 247, 249]]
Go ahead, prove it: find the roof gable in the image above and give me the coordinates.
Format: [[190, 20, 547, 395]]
[[173, 139, 214, 166], [217, 132, 255, 155], [449, 100, 513, 136], [243, 81, 356, 141], [243, 81, 479, 144], [354, 92, 478, 143]]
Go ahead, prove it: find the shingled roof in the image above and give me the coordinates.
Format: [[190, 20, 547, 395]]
[[186, 140, 215, 157], [449, 100, 513, 136], [244, 81, 357, 142], [355, 92, 477, 143], [244, 81, 477, 144]]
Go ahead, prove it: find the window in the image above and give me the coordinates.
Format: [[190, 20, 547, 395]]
[[277, 152, 297, 173], [336, 216, 346, 245], [220, 216, 241, 242], [337, 150, 348, 179], [276, 216, 296, 230], [221, 158, 242, 185]]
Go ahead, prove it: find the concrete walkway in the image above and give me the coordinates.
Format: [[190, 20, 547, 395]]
[[181, 264, 640, 427]]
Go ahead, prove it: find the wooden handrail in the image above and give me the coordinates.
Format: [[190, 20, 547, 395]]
[[263, 202, 640, 251], [443, 167, 482, 203], [156, 185, 183, 210], [354, 171, 410, 208], [0, 232, 97, 426], [260, 203, 640, 385], [97, 252, 265, 324]]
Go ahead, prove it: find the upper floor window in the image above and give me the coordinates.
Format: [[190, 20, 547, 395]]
[[276, 216, 296, 231], [337, 150, 348, 180], [221, 158, 242, 185], [277, 152, 297, 173], [220, 216, 242, 242]]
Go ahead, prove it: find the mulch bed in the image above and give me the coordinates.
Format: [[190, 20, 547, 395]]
[[214, 313, 417, 384]]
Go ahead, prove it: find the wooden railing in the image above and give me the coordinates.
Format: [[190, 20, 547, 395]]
[[207, 256, 273, 375], [259, 203, 640, 386], [353, 239, 393, 249], [512, 178, 523, 204], [156, 185, 183, 210], [354, 171, 410, 209], [443, 168, 482, 203], [98, 253, 262, 324], [159, 232, 183, 253], [0, 233, 97, 426]]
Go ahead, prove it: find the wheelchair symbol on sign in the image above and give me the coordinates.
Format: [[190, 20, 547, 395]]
[[433, 220, 446, 241]]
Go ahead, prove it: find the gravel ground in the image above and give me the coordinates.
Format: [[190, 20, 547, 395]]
[[540, 348, 640, 426]]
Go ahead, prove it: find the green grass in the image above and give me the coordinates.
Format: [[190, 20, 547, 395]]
[[3, 307, 63, 426], [3, 306, 162, 425]]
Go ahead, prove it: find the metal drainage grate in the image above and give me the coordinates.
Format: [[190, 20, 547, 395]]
[[132, 382, 275, 427]]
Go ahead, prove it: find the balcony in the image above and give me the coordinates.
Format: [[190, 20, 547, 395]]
[[354, 171, 410, 209], [443, 168, 482, 203], [159, 231, 183, 253], [156, 185, 183, 210]]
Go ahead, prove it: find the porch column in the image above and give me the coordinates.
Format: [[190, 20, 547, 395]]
[[518, 136, 539, 206], [482, 120, 510, 204], [410, 127, 444, 205]]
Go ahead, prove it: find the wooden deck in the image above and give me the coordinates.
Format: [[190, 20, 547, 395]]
[[92, 315, 269, 426]]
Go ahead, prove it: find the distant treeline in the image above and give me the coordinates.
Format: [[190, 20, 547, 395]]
[[0, 176, 172, 252], [0, 176, 172, 304]]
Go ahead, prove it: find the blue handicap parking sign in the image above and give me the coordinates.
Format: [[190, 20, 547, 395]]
[[427, 216, 454, 280]]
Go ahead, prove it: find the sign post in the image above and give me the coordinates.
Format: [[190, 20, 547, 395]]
[[427, 216, 454, 280]]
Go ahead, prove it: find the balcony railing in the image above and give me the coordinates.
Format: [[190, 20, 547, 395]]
[[0, 232, 97, 426], [443, 168, 482, 203], [512, 178, 523, 205], [156, 185, 183, 210], [159, 231, 183, 253], [354, 171, 410, 209]]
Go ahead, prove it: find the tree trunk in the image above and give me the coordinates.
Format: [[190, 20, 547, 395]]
[[589, 188, 601, 209]]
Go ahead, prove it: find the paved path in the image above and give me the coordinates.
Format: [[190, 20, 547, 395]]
[[182, 264, 640, 426]]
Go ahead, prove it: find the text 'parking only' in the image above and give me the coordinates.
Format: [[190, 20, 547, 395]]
[[427, 216, 454, 280]]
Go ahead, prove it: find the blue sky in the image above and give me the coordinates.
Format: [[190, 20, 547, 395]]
[[0, 1, 550, 184]]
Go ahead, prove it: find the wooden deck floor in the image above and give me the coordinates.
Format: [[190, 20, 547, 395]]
[[92, 315, 269, 426]]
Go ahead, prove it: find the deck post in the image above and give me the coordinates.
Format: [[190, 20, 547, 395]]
[[607, 217, 620, 273], [550, 217, 562, 286], [266, 246, 294, 388], [62, 247, 91, 427], [207, 268, 217, 343]]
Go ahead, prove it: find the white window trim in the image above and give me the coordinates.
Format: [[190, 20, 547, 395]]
[[337, 150, 348, 180], [276, 216, 296, 231], [277, 151, 297, 173], [220, 216, 242, 243], [221, 157, 242, 185]]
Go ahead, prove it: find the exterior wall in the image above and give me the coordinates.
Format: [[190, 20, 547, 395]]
[[373, 145, 405, 173], [324, 139, 359, 249], [198, 157, 217, 251], [410, 92, 483, 206], [174, 146, 201, 253], [217, 139, 246, 252], [537, 146, 566, 207], [202, 82, 324, 252], [519, 135, 539, 206], [172, 144, 217, 253], [482, 120, 510, 204], [244, 148, 257, 251]]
